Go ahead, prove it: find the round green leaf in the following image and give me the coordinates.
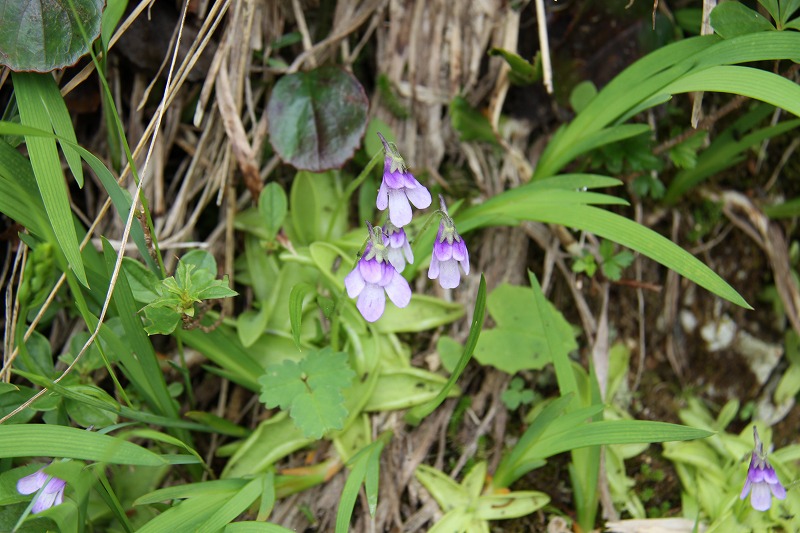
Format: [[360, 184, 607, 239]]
[[267, 67, 368, 171], [0, 0, 104, 72]]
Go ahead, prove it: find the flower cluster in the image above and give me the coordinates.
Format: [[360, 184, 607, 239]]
[[740, 426, 786, 512], [17, 465, 67, 514], [345, 225, 411, 322], [345, 133, 470, 322]]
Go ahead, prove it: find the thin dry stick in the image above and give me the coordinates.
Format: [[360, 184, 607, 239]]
[[535, 0, 553, 94], [1, 246, 25, 382], [292, 0, 317, 69], [0, 1, 191, 424], [690, 0, 716, 127]]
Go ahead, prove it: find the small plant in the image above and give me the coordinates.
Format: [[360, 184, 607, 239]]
[[501, 377, 535, 410]]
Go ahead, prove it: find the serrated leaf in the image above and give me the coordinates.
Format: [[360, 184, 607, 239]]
[[290, 387, 349, 438], [267, 67, 368, 171], [0, 0, 104, 71], [258, 348, 356, 438]]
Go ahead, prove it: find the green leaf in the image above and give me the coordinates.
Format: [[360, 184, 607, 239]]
[[406, 275, 486, 425], [662, 65, 800, 118], [0, 425, 167, 466], [522, 420, 714, 462], [335, 438, 387, 533], [449, 95, 498, 144], [364, 368, 458, 411], [64, 385, 120, 428], [488, 48, 541, 85], [236, 308, 269, 348], [569, 81, 598, 113], [758, 0, 781, 22], [220, 413, 313, 478], [289, 283, 315, 350], [258, 348, 356, 438], [765, 196, 800, 219], [13, 72, 88, 286], [143, 305, 182, 335], [195, 278, 237, 300], [182, 249, 219, 275], [665, 107, 798, 203], [225, 523, 296, 533], [267, 67, 368, 171], [290, 172, 347, 245], [259, 182, 288, 241], [122, 258, 162, 303], [0, 0, 103, 71], [473, 282, 575, 374], [196, 477, 263, 533], [710, 2, 775, 38], [461, 196, 750, 308], [184, 411, 249, 438]]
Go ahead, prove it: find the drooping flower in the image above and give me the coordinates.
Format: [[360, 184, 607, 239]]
[[428, 195, 469, 289], [17, 467, 67, 514], [345, 224, 411, 322], [740, 426, 786, 511], [376, 133, 432, 227], [383, 221, 414, 272]]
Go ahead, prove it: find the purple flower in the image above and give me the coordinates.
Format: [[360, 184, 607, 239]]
[[383, 221, 414, 272], [17, 467, 66, 514], [376, 133, 432, 227], [428, 196, 469, 289], [741, 426, 786, 511], [345, 225, 411, 322]]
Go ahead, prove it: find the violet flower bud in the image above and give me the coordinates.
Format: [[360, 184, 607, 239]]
[[376, 133, 432, 227], [740, 426, 786, 511], [428, 195, 469, 289]]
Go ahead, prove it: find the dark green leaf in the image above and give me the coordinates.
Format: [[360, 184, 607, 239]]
[[406, 275, 486, 425], [0, 0, 103, 71], [289, 283, 315, 350], [711, 2, 774, 38], [267, 67, 368, 171], [488, 48, 541, 85], [259, 182, 288, 241], [449, 96, 498, 145]]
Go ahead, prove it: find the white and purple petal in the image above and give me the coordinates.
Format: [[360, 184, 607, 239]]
[[404, 184, 432, 209], [749, 483, 772, 511], [17, 470, 48, 495], [344, 267, 366, 298], [357, 284, 386, 322], [433, 239, 453, 261], [438, 259, 461, 289], [384, 271, 411, 308], [359, 258, 384, 284], [428, 255, 440, 280], [387, 188, 413, 227], [376, 181, 389, 210]]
